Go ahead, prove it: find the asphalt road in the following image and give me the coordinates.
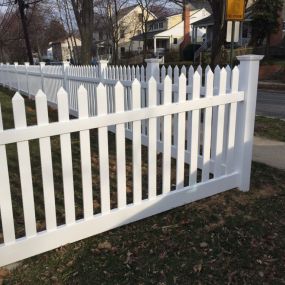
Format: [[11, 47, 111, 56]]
[[256, 90, 285, 119]]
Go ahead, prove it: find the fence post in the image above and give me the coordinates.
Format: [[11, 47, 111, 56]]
[[14, 62, 19, 91], [24, 62, 30, 98], [98, 60, 108, 80], [236, 54, 263, 192], [62, 61, 70, 92], [145, 58, 161, 81]]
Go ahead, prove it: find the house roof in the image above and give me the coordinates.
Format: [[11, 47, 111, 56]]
[[118, 4, 138, 20], [131, 30, 167, 41], [192, 7, 253, 27]]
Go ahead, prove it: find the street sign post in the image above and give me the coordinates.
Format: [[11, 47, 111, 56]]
[[226, 0, 245, 67]]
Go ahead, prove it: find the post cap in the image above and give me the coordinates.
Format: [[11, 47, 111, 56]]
[[39, 62, 46, 67], [237, 54, 264, 62], [145, 58, 162, 64], [24, 62, 30, 66], [98, 60, 109, 64]]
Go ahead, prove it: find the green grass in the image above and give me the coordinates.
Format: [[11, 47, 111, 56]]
[[255, 116, 285, 142], [1, 87, 285, 284]]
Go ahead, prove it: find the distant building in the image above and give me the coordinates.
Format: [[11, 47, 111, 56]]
[[93, 4, 156, 60], [51, 37, 81, 63], [131, 9, 210, 56]]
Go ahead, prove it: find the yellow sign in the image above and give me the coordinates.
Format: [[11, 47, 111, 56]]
[[226, 0, 245, 21]]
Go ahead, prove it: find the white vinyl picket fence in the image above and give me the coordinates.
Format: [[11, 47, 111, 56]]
[[0, 55, 262, 267]]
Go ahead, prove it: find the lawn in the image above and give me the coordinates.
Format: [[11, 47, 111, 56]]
[[1, 86, 285, 284], [255, 116, 285, 142]]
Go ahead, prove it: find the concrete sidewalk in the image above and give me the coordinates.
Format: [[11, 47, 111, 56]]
[[253, 136, 285, 170]]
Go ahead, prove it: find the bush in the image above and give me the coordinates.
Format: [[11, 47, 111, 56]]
[[182, 44, 201, 61]]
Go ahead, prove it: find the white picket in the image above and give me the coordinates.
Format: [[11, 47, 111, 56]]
[[0, 104, 15, 243], [78, 86, 94, 219], [226, 67, 239, 174], [189, 72, 201, 186], [214, 68, 227, 177], [176, 74, 187, 189], [132, 79, 142, 204], [57, 88, 76, 224], [12, 93, 37, 237], [202, 69, 214, 182], [97, 83, 110, 213], [188, 66, 194, 89], [35, 90, 57, 231], [114, 82, 127, 209], [162, 76, 172, 194], [148, 77, 157, 199], [211, 66, 221, 162]]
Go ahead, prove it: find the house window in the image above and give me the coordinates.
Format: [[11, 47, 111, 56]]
[[137, 30, 142, 35], [120, 29, 125, 38], [173, 38, 178, 44], [138, 13, 143, 22], [159, 22, 163, 29], [154, 23, 158, 30]]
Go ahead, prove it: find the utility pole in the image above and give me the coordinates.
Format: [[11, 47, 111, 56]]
[[16, 0, 34, 65]]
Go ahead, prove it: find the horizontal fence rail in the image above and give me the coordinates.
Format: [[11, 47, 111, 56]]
[[0, 55, 262, 266]]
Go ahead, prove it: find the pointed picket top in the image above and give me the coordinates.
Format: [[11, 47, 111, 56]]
[[188, 65, 194, 85], [12, 92, 24, 103], [132, 77, 140, 86], [57, 87, 69, 121], [35, 90, 49, 124], [219, 67, 227, 94], [196, 65, 202, 73], [205, 68, 214, 98], [132, 78, 141, 109], [78, 85, 89, 118], [115, 80, 124, 91], [96, 83, 107, 115], [140, 65, 145, 81], [225, 65, 232, 90], [163, 75, 172, 104], [181, 65, 186, 75], [35, 89, 46, 98], [167, 65, 172, 77], [160, 66, 165, 83], [12, 92, 27, 128], [231, 66, 240, 92], [115, 81, 124, 112], [135, 65, 140, 80], [148, 76, 157, 106], [214, 65, 221, 90], [205, 65, 211, 74], [192, 71, 201, 100], [174, 65, 179, 81], [177, 72, 187, 102]]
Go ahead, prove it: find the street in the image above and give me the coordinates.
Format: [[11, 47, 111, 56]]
[[257, 90, 285, 119]]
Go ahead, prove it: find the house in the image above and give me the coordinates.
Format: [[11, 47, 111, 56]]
[[192, 1, 285, 49], [131, 9, 210, 56], [51, 36, 81, 63], [93, 4, 156, 60]]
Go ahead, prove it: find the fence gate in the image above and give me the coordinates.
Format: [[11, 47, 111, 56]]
[[0, 55, 262, 267]]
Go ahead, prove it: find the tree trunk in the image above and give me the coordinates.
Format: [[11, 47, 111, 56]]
[[71, 0, 94, 65], [209, 0, 226, 66]]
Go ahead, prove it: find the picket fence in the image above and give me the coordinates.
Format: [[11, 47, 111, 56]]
[[0, 55, 262, 267]]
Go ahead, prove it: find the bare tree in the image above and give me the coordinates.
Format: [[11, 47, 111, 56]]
[[70, 0, 94, 64], [136, 0, 167, 57]]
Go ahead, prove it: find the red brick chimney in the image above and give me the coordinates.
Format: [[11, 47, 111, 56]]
[[181, 3, 191, 50]]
